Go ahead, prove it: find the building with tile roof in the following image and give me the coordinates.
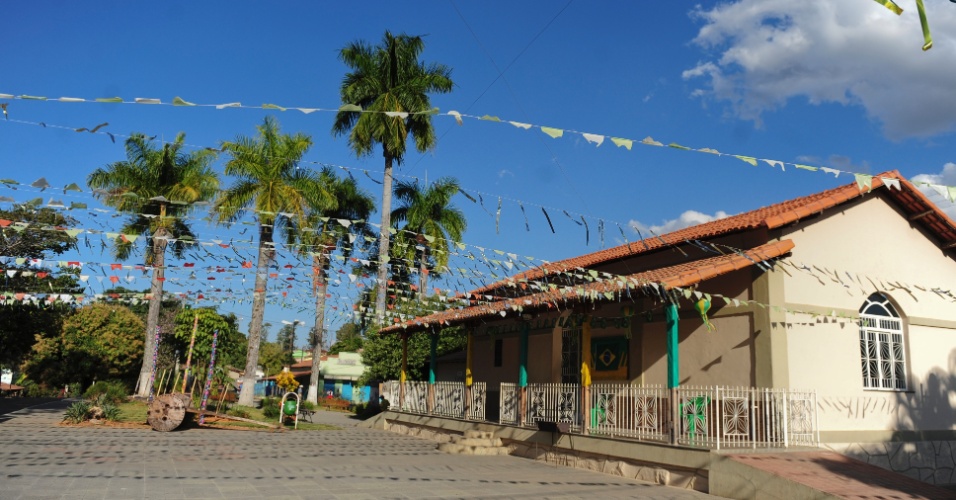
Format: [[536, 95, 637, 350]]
[[380, 171, 956, 486]]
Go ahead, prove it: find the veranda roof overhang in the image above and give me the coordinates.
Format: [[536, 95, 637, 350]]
[[380, 239, 795, 335]]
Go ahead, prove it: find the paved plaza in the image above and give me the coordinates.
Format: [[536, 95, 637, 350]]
[[0, 398, 713, 499]]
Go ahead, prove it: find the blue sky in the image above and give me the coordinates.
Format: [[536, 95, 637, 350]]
[[2, 1, 956, 343]]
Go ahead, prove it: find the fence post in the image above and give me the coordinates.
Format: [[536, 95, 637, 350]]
[[666, 302, 680, 445], [428, 333, 437, 415], [464, 331, 473, 420], [581, 322, 592, 435], [518, 322, 529, 426], [715, 386, 721, 451], [782, 389, 790, 449], [399, 333, 408, 410]]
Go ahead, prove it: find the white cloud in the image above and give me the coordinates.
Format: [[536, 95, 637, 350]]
[[683, 1, 956, 139], [912, 163, 956, 220], [497, 169, 514, 179], [629, 209, 730, 235]]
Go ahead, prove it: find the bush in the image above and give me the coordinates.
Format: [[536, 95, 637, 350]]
[[63, 401, 91, 424], [261, 397, 280, 419], [23, 381, 56, 398], [98, 403, 120, 421], [299, 400, 315, 411], [227, 405, 252, 419], [83, 380, 128, 405]]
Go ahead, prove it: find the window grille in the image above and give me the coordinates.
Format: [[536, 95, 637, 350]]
[[859, 293, 906, 390]]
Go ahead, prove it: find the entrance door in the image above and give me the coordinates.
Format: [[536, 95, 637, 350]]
[[561, 326, 581, 384]]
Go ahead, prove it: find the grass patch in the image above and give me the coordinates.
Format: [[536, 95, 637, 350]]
[[110, 399, 337, 431], [116, 400, 148, 423]]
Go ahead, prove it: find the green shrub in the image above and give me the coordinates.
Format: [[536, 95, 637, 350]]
[[299, 400, 315, 411], [227, 405, 252, 419], [23, 381, 55, 398], [262, 397, 280, 419], [63, 401, 91, 424], [98, 403, 121, 421], [83, 380, 128, 405]]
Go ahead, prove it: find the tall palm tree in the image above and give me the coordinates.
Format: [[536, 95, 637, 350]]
[[333, 30, 454, 325], [391, 178, 466, 300], [87, 133, 219, 397], [216, 116, 333, 406], [297, 167, 375, 403]]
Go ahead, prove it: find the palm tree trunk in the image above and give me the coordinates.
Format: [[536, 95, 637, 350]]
[[374, 154, 394, 325], [238, 225, 273, 406], [136, 232, 167, 397], [419, 246, 428, 302], [306, 251, 329, 403]]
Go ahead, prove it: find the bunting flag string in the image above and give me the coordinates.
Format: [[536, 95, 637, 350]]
[[5, 96, 956, 204]]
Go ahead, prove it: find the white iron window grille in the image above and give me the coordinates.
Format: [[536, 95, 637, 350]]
[[859, 293, 906, 391]]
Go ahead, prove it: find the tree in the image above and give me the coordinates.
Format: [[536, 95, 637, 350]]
[[275, 323, 297, 366], [391, 177, 466, 299], [333, 30, 454, 325], [216, 116, 334, 406], [170, 308, 245, 381], [359, 324, 465, 386], [0, 204, 81, 369], [297, 166, 374, 403], [22, 303, 145, 389], [256, 341, 286, 378], [328, 323, 364, 355], [88, 133, 219, 396]]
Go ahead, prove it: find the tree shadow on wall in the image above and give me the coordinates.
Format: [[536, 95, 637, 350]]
[[891, 348, 956, 486]]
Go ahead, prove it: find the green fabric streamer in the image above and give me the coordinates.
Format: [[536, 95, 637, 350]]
[[873, 0, 903, 15], [916, 0, 932, 50], [172, 96, 195, 106]]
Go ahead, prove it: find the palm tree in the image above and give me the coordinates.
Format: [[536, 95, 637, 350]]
[[333, 30, 454, 325], [391, 178, 466, 300], [87, 133, 219, 397], [297, 167, 375, 403], [216, 116, 333, 406]]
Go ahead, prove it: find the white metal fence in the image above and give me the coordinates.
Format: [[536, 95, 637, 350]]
[[525, 383, 582, 432], [590, 383, 669, 443], [402, 381, 428, 414], [385, 381, 487, 420], [500, 382, 519, 425], [674, 385, 819, 449], [470, 382, 487, 421], [387, 380, 818, 450]]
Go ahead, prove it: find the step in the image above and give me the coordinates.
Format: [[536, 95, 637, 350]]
[[453, 437, 503, 447], [463, 430, 494, 439], [437, 443, 511, 456]]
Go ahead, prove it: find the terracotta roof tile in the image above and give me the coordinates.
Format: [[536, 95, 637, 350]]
[[472, 171, 956, 296], [382, 240, 794, 334]]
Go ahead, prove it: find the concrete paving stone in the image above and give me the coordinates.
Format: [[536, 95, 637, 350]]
[[1, 399, 713, 500]]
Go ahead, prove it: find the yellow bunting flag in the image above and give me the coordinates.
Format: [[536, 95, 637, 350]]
[[540, 126, 563, 139]]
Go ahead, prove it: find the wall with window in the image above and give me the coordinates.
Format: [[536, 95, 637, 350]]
[[780, 193, 956, 434]]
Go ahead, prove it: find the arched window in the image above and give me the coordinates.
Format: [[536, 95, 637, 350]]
[[859, 293, 906, 390]]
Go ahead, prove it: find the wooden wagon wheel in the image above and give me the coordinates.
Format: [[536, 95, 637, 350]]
[[147, 393, 189, 432]]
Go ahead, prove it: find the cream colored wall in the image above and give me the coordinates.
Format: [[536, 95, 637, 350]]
[[472, 335, 519, 386], [528, 332, 553, 383], [642, 314, 755, 387], [780, 193, 956, 433]]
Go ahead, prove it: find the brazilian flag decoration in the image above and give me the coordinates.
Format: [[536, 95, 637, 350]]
[[591, 336, 629, 380]]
